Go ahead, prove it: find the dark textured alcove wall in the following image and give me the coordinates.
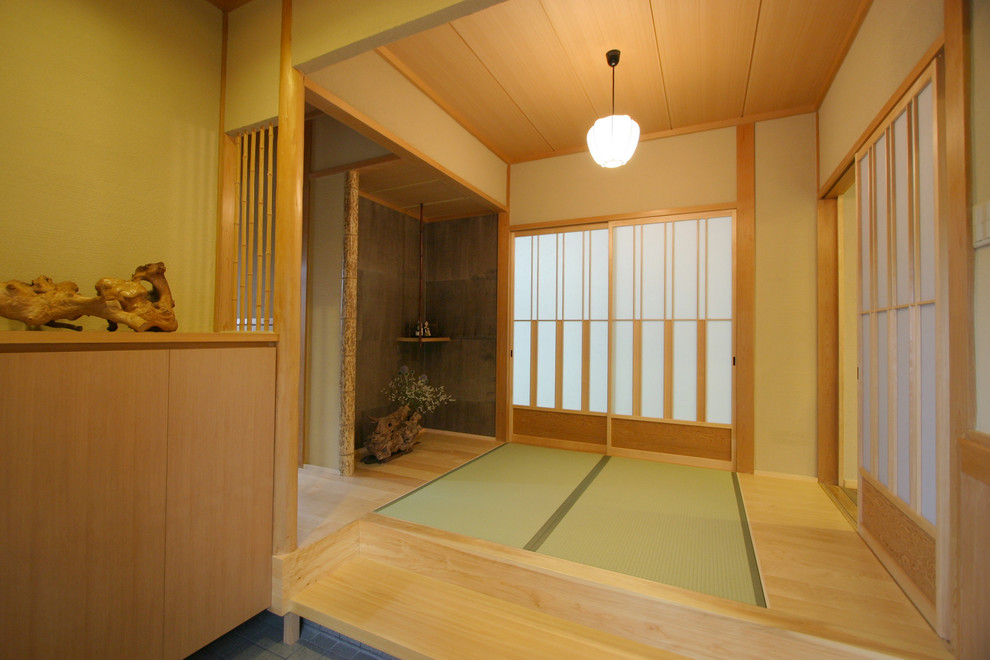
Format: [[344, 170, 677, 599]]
[[355, 198, 497, 446]]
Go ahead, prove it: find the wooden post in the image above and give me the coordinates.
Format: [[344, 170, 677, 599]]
[[735, 123, 756, 474], [496, 212, 509, 441], [817, 198, 839, 485], [339, 170, 360, 476], [273, 0, 304, 557], [941, 0, 974, 643]]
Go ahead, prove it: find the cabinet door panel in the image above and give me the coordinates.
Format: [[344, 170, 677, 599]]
[[164, 347, 276, 660], [0, 350, 168, 660]]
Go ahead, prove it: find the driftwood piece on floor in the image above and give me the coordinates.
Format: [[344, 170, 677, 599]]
[[0, 262, 178, 332], [364, 405, 423, 462]]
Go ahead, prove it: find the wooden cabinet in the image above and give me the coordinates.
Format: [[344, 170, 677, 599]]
[[0, 336, 277, 659]]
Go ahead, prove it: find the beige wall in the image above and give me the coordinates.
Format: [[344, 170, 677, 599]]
[[973, 0, 990, 433], [225, 0, 281, 132], [307, 51, 508, 206], [508, 128, 736, 225], [0, 0, 222, 333], [305, 171, 346, 470], [754, 113, 820, 478], [818, 0, 943, 189]]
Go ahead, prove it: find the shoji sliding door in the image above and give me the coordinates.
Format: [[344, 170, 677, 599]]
[[856, 62, 941, 626], [510, 213, 735, 468]]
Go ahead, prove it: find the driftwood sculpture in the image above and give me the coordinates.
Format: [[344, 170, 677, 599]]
[[0, 262, 177, 332], [363, 405, 423, 463]]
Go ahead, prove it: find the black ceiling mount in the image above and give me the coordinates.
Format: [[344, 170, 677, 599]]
[[606, 49, 621, 67]]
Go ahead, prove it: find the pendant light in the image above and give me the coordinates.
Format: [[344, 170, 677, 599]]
[[586, 49, 640, 168]]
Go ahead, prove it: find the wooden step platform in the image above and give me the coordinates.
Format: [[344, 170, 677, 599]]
[[287, 514, 940, 659]]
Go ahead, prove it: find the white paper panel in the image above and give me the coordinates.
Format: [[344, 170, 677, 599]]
[[707, 216, 733, 319], [613, 226, 634, 319], [512, 321, 531, 405], [589, 230, 609, 320], [665, 222, 674, 318], [861, 314, 872, 472], [706, 321, 732, 424], [562, 232, 584, 320], [896, 308, 911, 502], [877, 310, 889, 485], [536, 321, 556, 408], [513, 236, 532, 320], [698, 219, 707, 318], [920, 303, 936, 524], [642, 224, 664, 319], [875, 134, 889, 309], [893, 111, 912, 306], [859, 154, 872, 312], [588, 321, 608, 412], [672, 321, 697, 421], [641, 321, 664, 418], [918, 83, 936, 302], [561, 321, 583, 410], [537, 234, 557, 320], [633, 225, 642, 319], [673, 220, 698, 319], [613, 321, 634, 415]]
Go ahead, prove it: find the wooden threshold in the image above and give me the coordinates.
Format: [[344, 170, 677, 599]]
[[286, 434, 949, 659]]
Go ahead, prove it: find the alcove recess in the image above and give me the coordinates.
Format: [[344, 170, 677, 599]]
[[396, 203, 450, 344]]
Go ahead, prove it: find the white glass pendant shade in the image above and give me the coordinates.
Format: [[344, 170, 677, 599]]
[[586, 114, 640, 168]]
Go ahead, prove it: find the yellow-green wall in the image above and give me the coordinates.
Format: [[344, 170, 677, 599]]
[[293, 0, 503, 71], [0, 0, 222, 332], [818, 0, 943, 188], [226, 0, 281, 132], [753, 113, 820, 477]]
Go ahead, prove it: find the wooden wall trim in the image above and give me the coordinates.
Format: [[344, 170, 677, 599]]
[[960, 431, 990, 486], [512, 409, 607, 446], [735, 124, 756, 474], [509, 203, 736, 232], [860, 475, 937, 608], [273, 0, 304, 557], [611, 418, 732, 462], [817, 198, 840, 484]]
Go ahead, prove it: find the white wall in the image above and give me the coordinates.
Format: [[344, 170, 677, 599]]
[[753, 114, 820, 477], [509, 128, 736, 225], [818, 0, 943, 188], [0, 0, 222, 332]]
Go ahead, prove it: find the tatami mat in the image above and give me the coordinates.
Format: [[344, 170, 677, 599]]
[[376, 443, 602, 547], [376, 443, 764, 606], [537, 456, 764, 606]]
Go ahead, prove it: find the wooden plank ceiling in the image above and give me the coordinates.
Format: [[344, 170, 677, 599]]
[[319, 0, 871, 220]]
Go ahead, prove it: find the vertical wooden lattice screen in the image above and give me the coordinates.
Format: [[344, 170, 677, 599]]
[[233, 123, 277, 331]]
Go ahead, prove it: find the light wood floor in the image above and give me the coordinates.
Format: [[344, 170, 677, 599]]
[[296, 432, 951, 658]]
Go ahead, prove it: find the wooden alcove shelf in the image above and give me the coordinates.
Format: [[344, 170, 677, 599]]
[[396, 337, 450, 343]]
